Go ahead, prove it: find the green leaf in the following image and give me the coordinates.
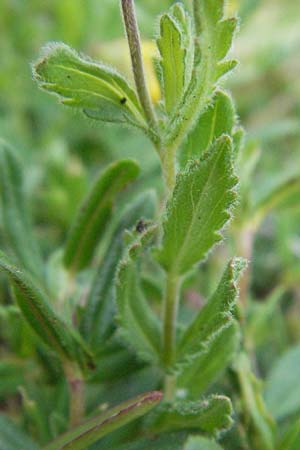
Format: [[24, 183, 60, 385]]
[[276, 419, 300, 450], [157, 6, 191, 114], [179, 91, 236, 168], [148, 395, 233, 434], [185, 436, 223, 450], [33, 43, 147, 128], [0, 360, 25, 398], [176, 258, 245, 369], [0, 252, 93, 368], [252, 176, 300, 228], [116, 226, 162, 363], [44, 391, 162, 450], [118, 432, 187, 450], [178, 321, 240, 397], [81, 190, 157, 347], [236, 354, 275, 450], [63, 159, 140, 273], [0, 414, 39, 450], [0, 140, 43, 280], [157, 136, 238, 275], [264, 345, 300, 420]]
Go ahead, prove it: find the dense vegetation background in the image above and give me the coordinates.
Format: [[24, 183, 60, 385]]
[[0, 0, 300, 449]]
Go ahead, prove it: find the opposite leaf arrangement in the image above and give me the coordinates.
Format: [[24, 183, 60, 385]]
[[2, 1, 298, 450]]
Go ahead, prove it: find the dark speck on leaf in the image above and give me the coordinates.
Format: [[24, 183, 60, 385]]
[[120, 97, 127, 105], [136, 219, 147, 233]]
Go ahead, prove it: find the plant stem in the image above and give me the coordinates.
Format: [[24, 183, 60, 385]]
[[161, 144, 177, 192], [121, 0, 158, 135], [163, 271, 180, 400], [64, 361, 85, 427]]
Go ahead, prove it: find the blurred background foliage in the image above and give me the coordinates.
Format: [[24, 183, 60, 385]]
[[0, 0, 300, 448]]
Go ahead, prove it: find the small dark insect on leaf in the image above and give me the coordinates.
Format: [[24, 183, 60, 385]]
[[120, 97, 127, 104], [136, 219, 147, 233]]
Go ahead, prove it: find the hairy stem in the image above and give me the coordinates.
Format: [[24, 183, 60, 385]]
[[121, 0, 159, 136], [64, 362, 85, 427], [163, 272, 180, 400]]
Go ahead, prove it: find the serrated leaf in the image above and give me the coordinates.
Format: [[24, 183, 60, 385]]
[[264, 345, 300, 420], [0, 414, 39, 450], [63, 159, 140, 273], [185, 436, 223, 450], [33, 43, 147, 128], [44, 391, 162, 450], [178, 321, 240, 397], [176, 258, 245, 368], [0, 252, 93, 368], [157, 136, 238, 275], [116, 226, 162, 363], [0, 140, 43, 280], [157, 14, 186, 114], [81, 190, 157, 347], [179, 91, 236, 168], [148, 395, 233, 434]]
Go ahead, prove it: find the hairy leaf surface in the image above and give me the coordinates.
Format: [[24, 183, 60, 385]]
[[116, 226, 162, 363], [63, 159, 139, 273], [176, 258, 245, 367], [148, 395, 233, 434], [82, 191, 156, 347], [157, 136, 238, 275], [0, 252, 93, 368], [179, 91, 236, 168], [44, 391, 162, 450], [33, 43, 146, 128]]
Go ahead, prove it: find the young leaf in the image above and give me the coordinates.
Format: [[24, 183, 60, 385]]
[[116, 226, 162, 363], [163, 0, 238, 150], [63, 159, 140, 273], [33, 43, 147, 129], [177, 321, 240, 397], [179, 90, 236, 168], [185, 436, 223, 450], [148, 395, 233, 434], [43, 391, 162, 450], [156, 136, 238, 275], [157, 12, 186, 114], [0, 252, 93, 368], [0, 414, 39, 450], [81, 190, 157, 347], [0, 140, 43, 280], [176, 258, 246, 368]]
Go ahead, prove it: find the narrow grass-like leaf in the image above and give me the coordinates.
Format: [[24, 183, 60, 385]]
[[44, 391, 162, 450], [81, 191, 157, 347], [33, 43, 147, 128], [157, 12, 186, 114], [0, 140, 43, 280], [63, 159, 140, 273], [185, 436, 223, 450], [179, 91, 236, 168], [148, 395, 233, 434], [116, 225, 162, 363], [176, 258, 246, 368], [178, 321, 240, 396], [157, 136, 238, 275], [0, 252, 93, 368]]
